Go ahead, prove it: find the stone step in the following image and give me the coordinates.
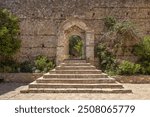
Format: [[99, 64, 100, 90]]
[[21, 88, 132, 93], [43, 73, 108, 78], [64, 59, 87, 63], [49, 70, 102, 74], [61, 63, 91, 66], [36, 78, 116, 84], [56, 66, 96, 70], [20, 59, 132, 94], [29, 83, 123, 89]]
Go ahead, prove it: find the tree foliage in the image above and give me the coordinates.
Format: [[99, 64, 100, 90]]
[[133, 36, 150, 61], [133, 36, 150, 74], [96, 43, 117, 73], [0, 9, 21, 57], [103, 16, 139, 56]]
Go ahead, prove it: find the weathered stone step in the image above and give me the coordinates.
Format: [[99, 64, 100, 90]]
[[36, 78, 116, 84], [20, 59, 132, 94], [56, 66, 96, 70], [43, 73, 108, 78], [49, 70, 102, 74], [61, 63, 91, 66], [29, 83, 123, 89], [21, 88, 132, 93], [64, 59, 86, 63]]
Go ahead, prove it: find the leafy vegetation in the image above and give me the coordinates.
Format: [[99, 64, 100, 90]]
[[0, 9, 21, 73], [133, 36, 150, 60], [34, 55, 55, 72], [95, 43, 144, 76], [118, 61, 141, 75], [96, 43, 118, 74], [20, 61, 33, 73], [104, 16, 135, 34], [94, 16, 146, 76], [0, 59, 19, 73], [104, 16, 117, 31], [133, 36, 150, 74], [0, 55, 55, 73], [69, 35, 83, 58], [103, 16, 138, 56], [0, 9, 21, 57]]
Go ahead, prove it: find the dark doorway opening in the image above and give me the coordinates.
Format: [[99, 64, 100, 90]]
[[69, 35, 84, 59]]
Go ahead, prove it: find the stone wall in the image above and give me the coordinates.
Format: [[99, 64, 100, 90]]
[[0, 73, 43, 83], [0, 0, 150, 63]]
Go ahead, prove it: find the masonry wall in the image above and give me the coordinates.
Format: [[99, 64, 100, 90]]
[[0, 0, 150, 62]]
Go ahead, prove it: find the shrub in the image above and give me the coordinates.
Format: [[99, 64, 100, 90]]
[[96, 44, 143, 75], [133, 36, 150, 60], [20, 61, 33, 73], [0, 59, 19, 73], [34, 55, 55, 72], [103, 16, 139, 56], [96, 43, 118, 73], [133, 35, 150, 74], [118, 61, 141, 75], [0, 55, 56, 73], [0, 9, 21, 58], [140, 61, 150, 75]]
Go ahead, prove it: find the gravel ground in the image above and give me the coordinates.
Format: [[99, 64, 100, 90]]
[[0, 83, 150, 100]]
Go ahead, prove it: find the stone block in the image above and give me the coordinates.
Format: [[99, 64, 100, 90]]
[[0, 73, 43, 83]]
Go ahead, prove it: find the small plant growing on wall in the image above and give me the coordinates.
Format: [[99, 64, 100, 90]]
[[104, 16, 117, 31]]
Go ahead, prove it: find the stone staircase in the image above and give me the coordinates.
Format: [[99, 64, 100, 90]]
[[21, 59, 132, 93]]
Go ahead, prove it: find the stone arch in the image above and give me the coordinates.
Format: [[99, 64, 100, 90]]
[[56, 18, 94, 65]]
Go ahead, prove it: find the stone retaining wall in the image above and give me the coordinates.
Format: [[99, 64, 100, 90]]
[[0, 73, 150, 84], [0, 73, 43, 83], [114, 75, 150, 84]]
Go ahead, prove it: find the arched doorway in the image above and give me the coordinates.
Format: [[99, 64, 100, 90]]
[[56, 18, 94, 65]]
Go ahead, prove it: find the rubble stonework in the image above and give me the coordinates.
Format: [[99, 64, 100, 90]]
[[0, 0, 150, 63]]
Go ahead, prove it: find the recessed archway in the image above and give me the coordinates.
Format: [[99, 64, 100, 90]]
[[56, 18, 94, 65]]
